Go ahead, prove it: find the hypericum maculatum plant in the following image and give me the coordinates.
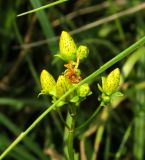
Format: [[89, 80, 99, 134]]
[[38, 31, 123, 160], [39, 31, 91, 107], [1, 26, 131, 160]]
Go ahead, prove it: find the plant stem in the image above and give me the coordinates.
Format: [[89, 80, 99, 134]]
[[68, 122, 75, 160], [115, 122, 132, 159], [76, 105, 102, 131], [57, 109, 70, 129], [63, 112, 71, 159], [92, 124, 105, 160], [67, 104, 77, 160], [17, 0, 69, 17], [0, 105, 54, 160], [104, 105, 112, 160]]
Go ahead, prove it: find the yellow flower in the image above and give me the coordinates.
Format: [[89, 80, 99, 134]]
[[59, 31, 77, 61]]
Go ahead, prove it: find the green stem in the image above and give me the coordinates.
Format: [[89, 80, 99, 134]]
[[104, 105, 112, 160], [17, 0, 69, 17], [115, 122, 132, 159], [67, 104, 77, 160], [76, 105, 102, 131], [63, 112, 71, 159], [68, 123, 75, 160], [1, 36, 145, 159], [0, 105, 54, 160], [57, 109, 70, 129], [92, 124, 105, 160]]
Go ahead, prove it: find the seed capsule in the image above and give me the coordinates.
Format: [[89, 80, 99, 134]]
[[56, 75, 73, 99], [103, 68, 120, 95], [59, 31, 77, 61], [76, 45, 89, 61], [40, 70, 56, 95]]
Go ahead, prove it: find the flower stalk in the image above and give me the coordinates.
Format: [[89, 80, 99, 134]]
[[67, 104, 77, 160]]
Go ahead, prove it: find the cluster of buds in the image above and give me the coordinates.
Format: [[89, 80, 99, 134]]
[[58, 31, 89, 62], [39, 31, 122, 108], [39, 31, 92, 107], [56, 31, 90, 85], [98, 68, 123, 106], [39, 69, 91, 107]]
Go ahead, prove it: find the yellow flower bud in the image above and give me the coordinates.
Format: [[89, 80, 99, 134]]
[[40, 70, 56, 95], [56, 75, 73, 99], [59, 31, 77, 61], [76, 45, 89, 61], [77, 83, 91, 97], [103, 68, 120, 95]]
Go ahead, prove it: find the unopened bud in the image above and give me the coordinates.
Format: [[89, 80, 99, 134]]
[[56, 75, 73, 99], [59, 31, 77, 61], [103, 68, 120, 95], [40, 70, 56, 95], [77, 83, 91, 97], [76, 45, 89, 61]]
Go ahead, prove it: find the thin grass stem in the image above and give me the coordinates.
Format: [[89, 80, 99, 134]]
[[17, 0, 69, 17], [76, 105, 102, 131]]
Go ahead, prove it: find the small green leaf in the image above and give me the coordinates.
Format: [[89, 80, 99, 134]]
[[98, 84, 103, 92], [112, 92, 124, 97]]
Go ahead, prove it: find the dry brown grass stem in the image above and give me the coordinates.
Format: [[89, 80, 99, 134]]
[[80, 139, 87, 160]]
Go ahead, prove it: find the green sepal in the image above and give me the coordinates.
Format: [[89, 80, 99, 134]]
[[111, 91, 124, 98], [102, 77, 106, 87], [98, 84, 103, 92], [98, 91, 123, 106], [98, 93, 111, 106], [37, 91, 47, 98], [70, 96, 80, 103], [54, 53, 65, 61], [98, 77, 106, 92]]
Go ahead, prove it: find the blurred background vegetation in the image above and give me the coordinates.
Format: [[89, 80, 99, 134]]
[[0, 0, 145, 159]]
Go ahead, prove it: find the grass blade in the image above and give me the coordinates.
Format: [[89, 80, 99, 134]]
[[17, 0, 69, 17]]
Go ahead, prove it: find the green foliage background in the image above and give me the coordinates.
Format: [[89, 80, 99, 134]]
[[0, 0, 145, 159]]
